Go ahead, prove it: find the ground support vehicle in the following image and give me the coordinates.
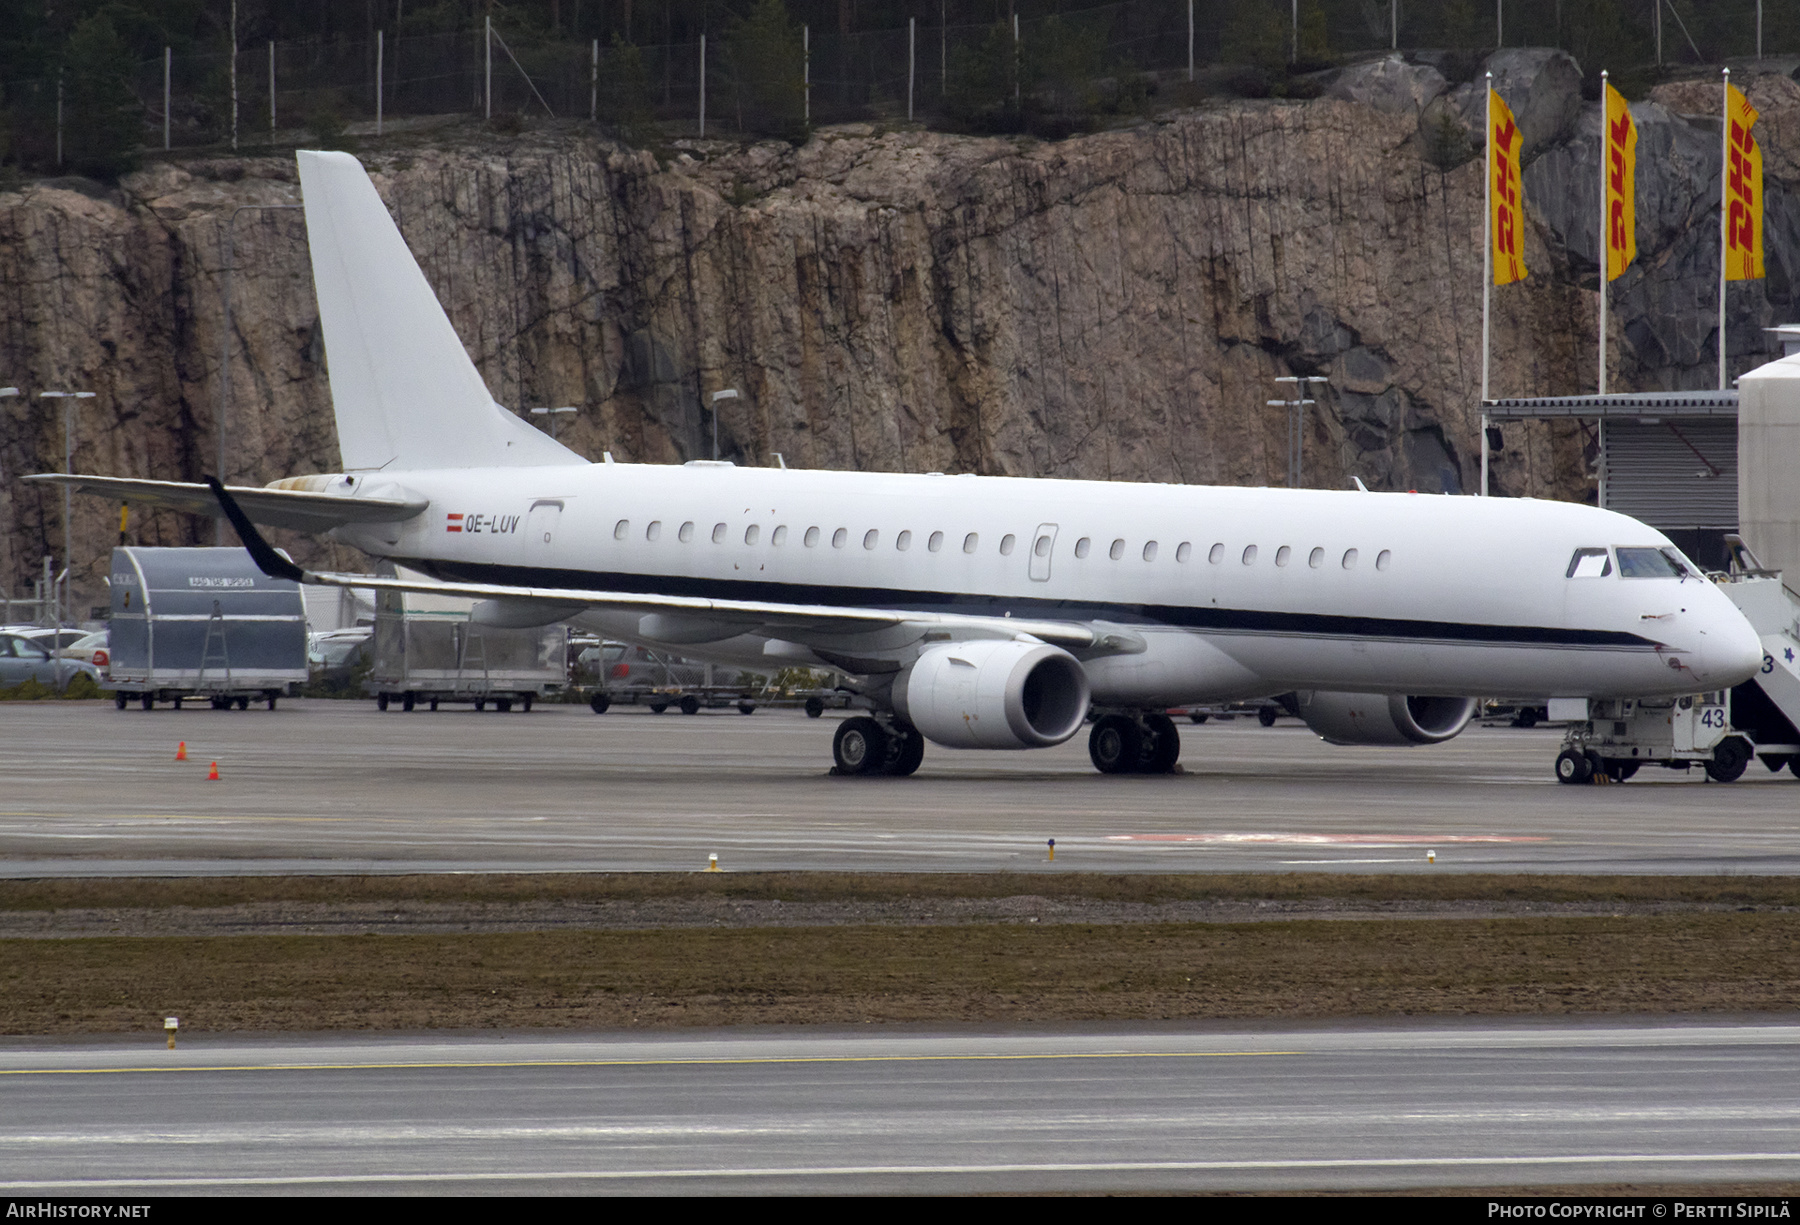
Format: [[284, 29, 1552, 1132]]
[[105, 547, 307, 710], [367, 584, 566, 712], [1552, 549, 1800, 784], [582, 643, 770, 715]]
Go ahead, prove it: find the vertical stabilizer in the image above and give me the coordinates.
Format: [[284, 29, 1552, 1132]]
[[297, 150, 583, 471]]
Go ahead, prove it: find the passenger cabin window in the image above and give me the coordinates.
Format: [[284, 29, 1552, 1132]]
[[1566, 548, 1612, 578], [1617, 547, 1688, 578], [1309, 547, 1324, 568], [1075, 537, 1091, 559], [744, 525, 760, 545], [1209, 543, 1224, 564], [1342, 548, 1359, 569], [1275, 546, 1291, 567], [1142, 541, 1158, 562], [1109, 539, 1126, 561], [679, 521, 695, 542], [1176, 542, 1191, 562], [772, 525, 788, 546], [864, 529, 880, 550], [712, 523, 727, 544], [963, 533, 979, 554], [1376, 549, 1392, 571], [646, 520, 662, 542], [1034, 535, 1052, 558], [1242, 545, 1257, 565], [897, 530, 913, 551], [832, 528, 848, 548], [614, 519, 630, 540], [804, 526, 820, 547], [928, 531, 944, 552], [1000, 534, 1016, 556]]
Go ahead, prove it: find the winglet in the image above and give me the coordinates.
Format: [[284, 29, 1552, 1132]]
[[205, 476, 307, 584]]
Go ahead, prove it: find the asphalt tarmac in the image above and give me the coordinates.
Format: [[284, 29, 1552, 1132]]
[[3, 1021, 1797, 1194], [2, 700, 1797, 876]]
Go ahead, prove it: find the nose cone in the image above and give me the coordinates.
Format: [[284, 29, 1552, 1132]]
[[1695, 599, 1764, 689]]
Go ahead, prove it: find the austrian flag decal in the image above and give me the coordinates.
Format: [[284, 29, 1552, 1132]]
[[446, 513, 464, 533]]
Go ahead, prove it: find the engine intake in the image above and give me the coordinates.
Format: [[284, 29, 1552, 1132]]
[[1295, 691, 1477, 746], [894, 640, 1091, 750]]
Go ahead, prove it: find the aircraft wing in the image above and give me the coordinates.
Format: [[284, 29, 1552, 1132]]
[[21, 474, 426, 532], [303, 567, 1111, 650]]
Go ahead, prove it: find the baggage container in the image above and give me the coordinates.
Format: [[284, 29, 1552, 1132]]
[[107, 547, 307, 710]]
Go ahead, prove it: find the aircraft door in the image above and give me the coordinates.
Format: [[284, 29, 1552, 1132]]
[[1030, 523, 1058, 582], [525, 500, 563, 566]]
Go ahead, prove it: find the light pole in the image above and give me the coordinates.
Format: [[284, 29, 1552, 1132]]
[[219, 202, 303, 543], [39, 389, 96, 688], [709, 388, 739, 461], [528, 405, 578, 442], [1269, 376, 1328, 489]]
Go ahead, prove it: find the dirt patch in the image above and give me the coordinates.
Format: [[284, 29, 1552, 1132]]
[[5, 913, 1798, 1036]]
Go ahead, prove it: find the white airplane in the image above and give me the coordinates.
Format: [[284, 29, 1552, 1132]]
[[30, 151, 1765, 777]]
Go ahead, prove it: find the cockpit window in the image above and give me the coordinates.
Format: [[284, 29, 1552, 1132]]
[[1616, 547, 1686, 578], [1566, 548, 1612, 578]]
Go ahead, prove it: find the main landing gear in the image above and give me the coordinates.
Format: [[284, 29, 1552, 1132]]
[[1088, 713, 1181, 775], [831, 716, 926, 777]]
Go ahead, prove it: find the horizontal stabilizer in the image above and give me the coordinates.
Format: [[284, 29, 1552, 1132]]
[[22, 473, 426, 532]]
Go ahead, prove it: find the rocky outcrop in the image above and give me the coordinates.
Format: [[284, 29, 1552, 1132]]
[[3, 54, 1798, 611]]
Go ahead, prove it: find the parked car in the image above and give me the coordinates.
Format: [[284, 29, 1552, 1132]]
[[0, 632, 102, 688], [55, 630, 110, 671]]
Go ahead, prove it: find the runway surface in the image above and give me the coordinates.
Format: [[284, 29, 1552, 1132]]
[[2, 700, 1797, 876], [3, 1020, 1797, 1194]]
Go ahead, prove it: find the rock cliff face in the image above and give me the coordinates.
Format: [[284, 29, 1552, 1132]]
[[4, 52, 1797, 611]]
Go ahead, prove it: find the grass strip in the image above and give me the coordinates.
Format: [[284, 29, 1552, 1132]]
[[3, 872, 1797, 912], [5, 913, 1797, 1035]]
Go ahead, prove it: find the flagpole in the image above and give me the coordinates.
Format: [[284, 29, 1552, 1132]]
[[1599, 69, 1609, 397], [1482, 72, 1493, 498], [1720, 67, 1730, 391]]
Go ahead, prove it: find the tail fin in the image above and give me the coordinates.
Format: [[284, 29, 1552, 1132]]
[[296, 150, 582, 471]]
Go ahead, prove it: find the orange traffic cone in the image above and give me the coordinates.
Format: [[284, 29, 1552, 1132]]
[[207, 761, 219, 781], [175, 742, 187, 761]]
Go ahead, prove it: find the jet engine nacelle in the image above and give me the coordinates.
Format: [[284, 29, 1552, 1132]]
[[1295, 691, 1478, 746], [893, 639, 1091, 750]]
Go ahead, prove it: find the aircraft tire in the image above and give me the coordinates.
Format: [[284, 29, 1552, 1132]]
[[679, 695, 701, 716], [589, 693, 610, 714], [1089, 715, 1144, 775], [1705, 736, 1751, 784], [1141, 714, 1181, 773], [805, 697, 825, 718], [833, 716, 889, 776], [1554, 749, 1591, 785], [1257, 707, 1278, 727], [883, 725, 926, 776]]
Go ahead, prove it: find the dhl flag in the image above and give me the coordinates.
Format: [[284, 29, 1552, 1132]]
[[1490, 90, 1527, 286], [1725, 84, 1764, 281], [1604, 81, 1636, 281]]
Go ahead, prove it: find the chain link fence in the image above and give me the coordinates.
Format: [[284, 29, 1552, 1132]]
[[4, 0, 1795, 170]]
